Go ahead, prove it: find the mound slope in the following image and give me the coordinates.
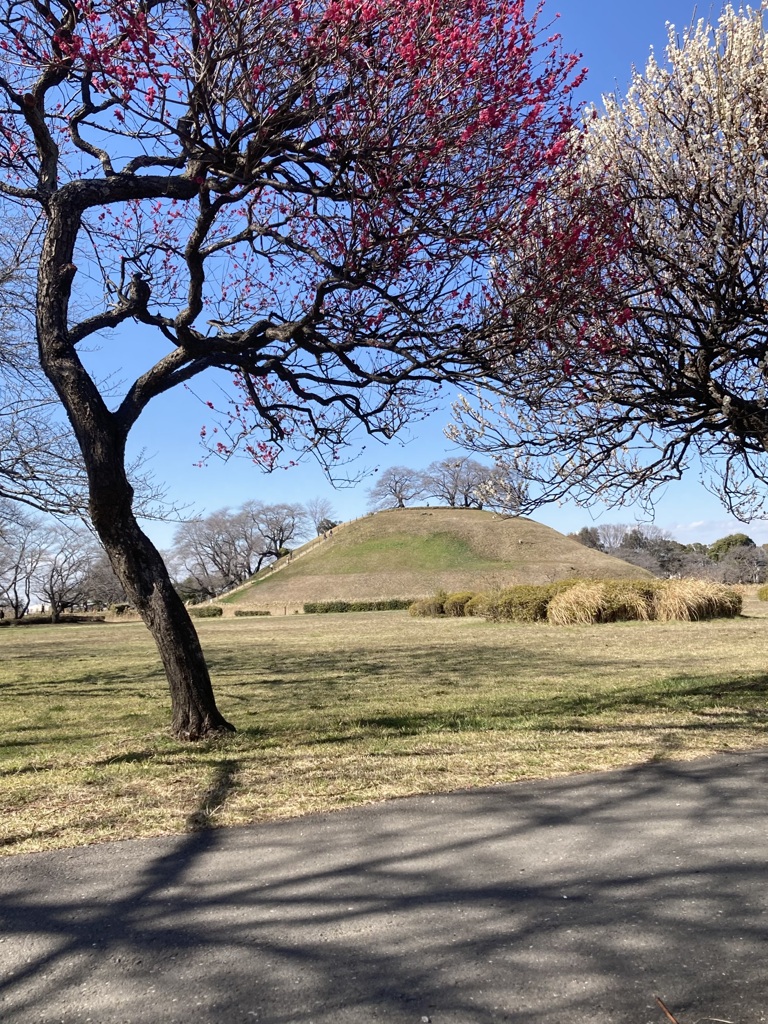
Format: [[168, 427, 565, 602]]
[[225, 507, 651, 611]]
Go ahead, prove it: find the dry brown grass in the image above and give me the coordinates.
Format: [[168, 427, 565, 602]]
[[653, 579, 742, 621], [547, 582, 601, 625], [544, 579, 740, 626], [1, 603, 766, 856]]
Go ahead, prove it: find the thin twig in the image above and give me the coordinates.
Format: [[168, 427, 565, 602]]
[[656, 996, 682, 1024]]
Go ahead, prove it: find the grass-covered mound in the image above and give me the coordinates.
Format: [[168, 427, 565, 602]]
[[224, 507, 653, 611], [410, 579, 742, 624]]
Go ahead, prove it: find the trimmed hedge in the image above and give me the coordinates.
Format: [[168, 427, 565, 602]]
[[758, 584, 768, 602], [0, 613, 106, 627], [188, 605, 224, 618], [234, 609, 271, 617], [304, 599, 415, 614]]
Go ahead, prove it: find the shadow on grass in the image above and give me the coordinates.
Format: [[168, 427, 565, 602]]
[[295, 672, 768, 743], [98, 749, 159, 766], [186, 757, 240, 829]]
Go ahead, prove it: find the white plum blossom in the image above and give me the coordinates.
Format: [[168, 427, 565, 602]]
[[453, 3, 768, 522]]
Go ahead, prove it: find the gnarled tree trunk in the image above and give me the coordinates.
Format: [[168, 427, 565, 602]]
[[92, 484, 235, 740], [37, 194, 233, 741]]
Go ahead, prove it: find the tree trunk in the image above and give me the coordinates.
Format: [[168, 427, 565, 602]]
[[92, 490, 235, 739], [36, 193, 233, 740], [37, 379, 234, 740]]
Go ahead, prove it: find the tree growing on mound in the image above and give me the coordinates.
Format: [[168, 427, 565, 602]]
[[367, 465, 426, 510], [453, 5, 768, 524], [0, 0, 608, 737], [421, 456, 526, 512]]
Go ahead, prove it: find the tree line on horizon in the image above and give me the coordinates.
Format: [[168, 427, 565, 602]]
[[0, 495, 337, 617], [0, 458, 521, 616], [568, 524, 768, 584]]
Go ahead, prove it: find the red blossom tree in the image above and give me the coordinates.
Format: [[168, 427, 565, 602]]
[[0, 0, 603, 737]]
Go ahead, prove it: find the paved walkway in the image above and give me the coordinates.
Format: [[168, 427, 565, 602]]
[[1, 749, 767, 1024]]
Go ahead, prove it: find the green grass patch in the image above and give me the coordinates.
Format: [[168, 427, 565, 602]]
[[2, 606, 767, 856], [253, 533, 500, 582]]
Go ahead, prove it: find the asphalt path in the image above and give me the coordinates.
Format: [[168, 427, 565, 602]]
[[1, 749, 767, 1024]]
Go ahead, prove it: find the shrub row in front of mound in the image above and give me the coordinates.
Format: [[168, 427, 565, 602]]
[[409, 579, 742, 624], [303, 598, 416, 614], [0, 613, 106, 627], [188, 605, 224, 618], [409, 584, 574, 621], [234, 609, 271, 617]]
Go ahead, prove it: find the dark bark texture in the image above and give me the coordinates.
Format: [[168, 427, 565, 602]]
[[36, 192, 233, 740]]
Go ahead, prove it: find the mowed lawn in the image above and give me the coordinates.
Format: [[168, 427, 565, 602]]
[[2, 603, 767, 855]]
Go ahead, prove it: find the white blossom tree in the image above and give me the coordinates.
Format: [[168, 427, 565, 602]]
[[453, 4, 768, 521]]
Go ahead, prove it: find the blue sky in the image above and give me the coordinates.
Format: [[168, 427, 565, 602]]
[[110, 0, 768, 551]]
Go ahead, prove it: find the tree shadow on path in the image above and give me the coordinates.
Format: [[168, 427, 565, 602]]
[[1, 749, 767, 1024]]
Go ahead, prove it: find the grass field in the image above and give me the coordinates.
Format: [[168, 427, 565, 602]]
[[2, 598, 767, 856]]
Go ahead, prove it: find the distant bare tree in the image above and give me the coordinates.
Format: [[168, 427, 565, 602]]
[[251, 502, 310, 557], [305, 496, 338, 536], [173, 508, 261, 598], [367, 466, 426, 511], [601, 523, 685, 577], [172, 501, 310, 597], [422, 458, 488, 508], [718, 544, 767, 584], [80, 552, 127, 610], [568, 527, 603, 550], [0, 503, 44, 618], [596, 524, 630, 554], [35, 526, 95, 622]]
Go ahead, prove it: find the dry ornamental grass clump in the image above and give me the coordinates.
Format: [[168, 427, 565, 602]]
[[653, 580, 742, 622], [547, 580, 658, 625], [412, 579, 742, 625]]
